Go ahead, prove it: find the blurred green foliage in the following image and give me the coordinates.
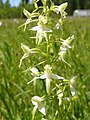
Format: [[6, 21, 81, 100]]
[[0, 0, 35, 18], [0, 0, 90, 18], [0, 18, 90, 119]]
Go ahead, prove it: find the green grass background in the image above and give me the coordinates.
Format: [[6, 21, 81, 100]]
[[0, 18, 90, 120]]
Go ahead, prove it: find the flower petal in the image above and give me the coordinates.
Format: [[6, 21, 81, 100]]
[[46, 77, 50, 94], [70, 84, 76, 96], [32, 106, 38, 120], [39, 106, 46, 116], [30, 26, 39, 31], [51, 74, 64, 80], [40, 74, 47, 79]]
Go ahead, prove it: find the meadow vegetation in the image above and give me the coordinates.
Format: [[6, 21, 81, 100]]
[[0, 17, 90, 119]]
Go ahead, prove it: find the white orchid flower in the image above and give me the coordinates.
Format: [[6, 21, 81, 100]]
[[27, 67, 39, 85], [19, 9, 39, 31], [19, 43, 39, 68], [52, 2, 68, 14], [30, 15, 52, 45], [40, 65, 64, 94], [59, 2, 68, 25], [51, 2, 68, 25], [58, 35, 74, 66], [27, 65, 64, 94], [58, 50, 71, 67], [58, 50, 66, 60], [31, 96, 46, 120], [60, 35, 74, 50], [70, 75, 78, 96]]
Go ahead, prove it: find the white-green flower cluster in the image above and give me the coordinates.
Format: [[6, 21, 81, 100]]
[[19, 1, 76, 119], [30, 15, 52, 45]]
